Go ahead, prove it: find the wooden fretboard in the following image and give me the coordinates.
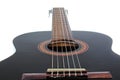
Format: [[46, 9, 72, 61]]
[[52, 8, 73, 41]]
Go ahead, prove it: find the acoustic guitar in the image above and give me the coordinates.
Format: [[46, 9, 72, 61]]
[[0, 8, 120, 80]]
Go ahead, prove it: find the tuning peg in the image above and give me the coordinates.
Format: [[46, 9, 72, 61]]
[[65, 10, 68, 14], [49, 10, 52, 17]]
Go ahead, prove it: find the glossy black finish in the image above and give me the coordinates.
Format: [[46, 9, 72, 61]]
[[0, 31, 120, 80]]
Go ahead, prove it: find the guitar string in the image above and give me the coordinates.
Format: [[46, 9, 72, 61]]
[[58, 8, 66, 77], [61, 9, 77, 76], [62, 8, 76, 68], [59, 8, 70, 68], [66, 19, 82, 69], [63, 9, 83, 75], [55, 8, 60, 77], [51, 8, 65, 77], [59, 8, 71, 71], [51, 8, 60, 77]]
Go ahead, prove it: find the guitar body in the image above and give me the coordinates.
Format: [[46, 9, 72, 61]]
[[0, 31, 120, 80]]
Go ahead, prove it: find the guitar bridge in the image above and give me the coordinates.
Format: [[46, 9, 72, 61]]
[[22, 70, 112, 80], [46, 68, 88, 80]]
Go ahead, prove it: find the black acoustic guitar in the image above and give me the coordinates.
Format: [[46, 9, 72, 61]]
[[0, 8, 120, 80]]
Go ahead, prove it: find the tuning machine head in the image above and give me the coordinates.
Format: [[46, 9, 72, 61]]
[[49, 10, 53, 17], [65, 9, 68, 14]]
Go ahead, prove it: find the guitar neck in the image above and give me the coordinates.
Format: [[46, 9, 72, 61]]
[[52, 8, 73, 41]]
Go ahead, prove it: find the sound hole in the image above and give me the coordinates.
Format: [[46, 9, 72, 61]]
[[47, 40, 80, 52], [39, 39, 88, 56]]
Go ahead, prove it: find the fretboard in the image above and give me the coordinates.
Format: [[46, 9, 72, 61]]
[[52, 8, 73, 41]]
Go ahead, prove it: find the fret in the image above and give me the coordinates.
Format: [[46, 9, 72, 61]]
[[52, 8, 73, 41]]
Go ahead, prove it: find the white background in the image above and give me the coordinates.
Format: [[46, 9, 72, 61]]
[[0, 0, 120, 61]]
